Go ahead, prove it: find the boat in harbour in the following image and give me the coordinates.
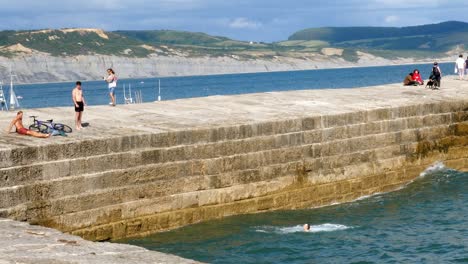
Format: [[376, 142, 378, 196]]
[[8, 67, 20, 110]]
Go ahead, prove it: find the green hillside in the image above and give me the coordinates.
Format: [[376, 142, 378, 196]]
[[115, 29, 273, 55], [288, 21, 468, 52], [1, 21, 467, 61], [0, 29, 154, 57], [115, 30, 231, 46], [0, 28, 278, 59]]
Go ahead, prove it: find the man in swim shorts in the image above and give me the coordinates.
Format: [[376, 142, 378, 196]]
[[72, 81, 86, 130], [5, 111, 50, 138]]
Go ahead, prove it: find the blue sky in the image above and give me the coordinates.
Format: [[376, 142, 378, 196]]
[[1, 0, 468, 42]]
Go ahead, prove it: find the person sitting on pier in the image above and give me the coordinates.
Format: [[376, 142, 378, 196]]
[[5, 111, 50, 138], [412, 69, 424, 85], [403, 73, 418, 86]]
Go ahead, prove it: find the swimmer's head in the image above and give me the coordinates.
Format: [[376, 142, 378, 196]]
[[303, 224, 310, 231]]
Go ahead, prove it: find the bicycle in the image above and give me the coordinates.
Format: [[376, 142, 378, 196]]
[[29, 116, 73, 134]]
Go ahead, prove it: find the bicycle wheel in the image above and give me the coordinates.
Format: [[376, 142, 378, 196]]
[[54, 123, 73, 133], [29, 124, 49, 133]]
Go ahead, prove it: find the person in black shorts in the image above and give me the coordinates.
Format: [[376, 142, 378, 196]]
[[72, 81, 86, 130], [75, 101, 84, 112]]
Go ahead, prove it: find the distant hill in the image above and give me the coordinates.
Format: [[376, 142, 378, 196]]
[[0, 28, 272, 59], [2, 21, 468, 62], [0, 28, 154, 57], [115, 29, 272, 54], [115, 30, 231, 46], [288, 21, 468, 52]]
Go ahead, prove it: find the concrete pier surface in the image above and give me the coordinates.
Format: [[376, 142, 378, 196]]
[[0, 77, 467, 245], [0, 78, 467, 146], [0, 218, 200, 264]]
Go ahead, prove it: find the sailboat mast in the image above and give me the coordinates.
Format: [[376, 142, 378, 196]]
[[158, 79, 161, 101], [9, 66, 19, 110]]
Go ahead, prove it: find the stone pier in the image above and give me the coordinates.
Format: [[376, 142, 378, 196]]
[[0, 78, 467, 242], [0, 218, 200, 263]]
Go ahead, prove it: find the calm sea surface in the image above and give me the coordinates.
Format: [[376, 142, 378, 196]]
[[4, 63, 452, 109], [122, 165, 467, 263]]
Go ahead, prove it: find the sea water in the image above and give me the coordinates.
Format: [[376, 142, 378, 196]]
[[122, 164, 467, 263], [7, 63, 452, 109]]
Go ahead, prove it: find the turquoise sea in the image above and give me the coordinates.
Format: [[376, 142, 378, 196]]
[[6, 62, 452, 109], [123, 164, 467, 263]]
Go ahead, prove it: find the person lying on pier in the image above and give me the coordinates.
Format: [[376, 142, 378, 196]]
[[5, 111, 50, 138]]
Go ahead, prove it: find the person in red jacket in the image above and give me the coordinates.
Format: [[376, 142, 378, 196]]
[[412, 69, 424, 85], [413, 69, 424, 85]]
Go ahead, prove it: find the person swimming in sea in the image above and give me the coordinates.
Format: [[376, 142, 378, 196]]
[[303, 224, 311, 232]]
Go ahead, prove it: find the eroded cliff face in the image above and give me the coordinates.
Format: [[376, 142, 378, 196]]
[[0, 52, 443, 84]]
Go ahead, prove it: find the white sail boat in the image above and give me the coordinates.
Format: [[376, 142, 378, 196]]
[[8, 68, 19, 110]]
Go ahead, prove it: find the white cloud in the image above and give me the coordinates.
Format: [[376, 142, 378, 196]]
[[385, 15, 400, 23], [228, 17, 262, 29]]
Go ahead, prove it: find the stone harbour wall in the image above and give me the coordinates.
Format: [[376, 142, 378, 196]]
[[0, 83, 467, 241]]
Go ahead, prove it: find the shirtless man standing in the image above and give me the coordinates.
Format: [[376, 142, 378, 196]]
[[6, 111, 50, 138], [72, 81, 86, 130]]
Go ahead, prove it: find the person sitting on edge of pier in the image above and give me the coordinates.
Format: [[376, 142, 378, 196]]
[[403, 73, 418, 86], [412, 69, 424, 85], [5, 111, 50, 138]]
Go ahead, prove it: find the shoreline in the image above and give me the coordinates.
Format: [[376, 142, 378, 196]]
[[11, 59, 453, 86]]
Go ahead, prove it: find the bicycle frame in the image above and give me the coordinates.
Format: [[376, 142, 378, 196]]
[[30, 116, 53, 132], [29, 116, 72, 134]]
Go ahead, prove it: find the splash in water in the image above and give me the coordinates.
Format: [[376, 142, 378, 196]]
[[255, 223, 352, 234]]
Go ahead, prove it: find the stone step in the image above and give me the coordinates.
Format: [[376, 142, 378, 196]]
[[9, 152, 453, 234], [2, 144, 466, 237], [60, 175, 297, 236], [0, 142, 311, 210], [0, 162, 300, 222], [6, 133, 463, 222], [0, 130, 306, 188], [0, 115, 456, 188], [0, 118, 310, 169], [1, 124, 461, 210], [0, 106, 461, 170], [69, 153, 468, 241]]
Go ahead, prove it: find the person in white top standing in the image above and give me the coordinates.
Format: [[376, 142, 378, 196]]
[[455, 54, 465, 80], [105, 68, 117, 106]]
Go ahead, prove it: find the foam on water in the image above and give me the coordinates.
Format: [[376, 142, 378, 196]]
[[350, 162, 450, 203], [255, 223, 352, 234], [419, 161, 448, 178]]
